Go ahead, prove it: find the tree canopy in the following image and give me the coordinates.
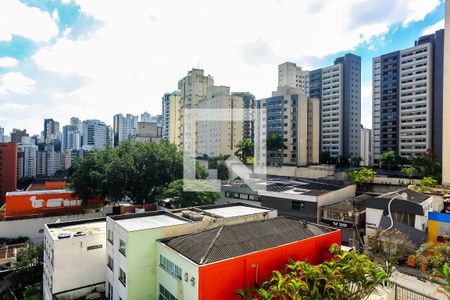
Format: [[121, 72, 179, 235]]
[[379, 151, 396, 171], [236, 138, 254, 164], [162, 179, 220, 208], [69, 140, 208, 204], [347, 168, 376, 185]]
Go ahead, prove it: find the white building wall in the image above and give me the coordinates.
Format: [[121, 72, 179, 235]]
[[372, 57, 382, 162], [156, 243, 199, 300], [43, 223, 106, 299], [398, 43, 433, 158], [321, 65, 343, 157]]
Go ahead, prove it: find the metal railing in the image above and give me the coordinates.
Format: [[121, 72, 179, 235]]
[[387, 281, 442, 300]]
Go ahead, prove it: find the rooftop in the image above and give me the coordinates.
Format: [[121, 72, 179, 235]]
[[321, 194, 371, 212], [6, 189, 69, 196], [114, 212, 188, 232], [47, 218, 106, 240], [162, 216, 336, 265], [200, 205, 269, 218]]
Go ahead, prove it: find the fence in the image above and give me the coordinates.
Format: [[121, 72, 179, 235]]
[[387, 281, 442, 300]]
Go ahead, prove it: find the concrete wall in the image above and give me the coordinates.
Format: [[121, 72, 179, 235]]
[[157, 243, 199, 300], [265, 165, 335, 178], [0, 212, 103, 242]]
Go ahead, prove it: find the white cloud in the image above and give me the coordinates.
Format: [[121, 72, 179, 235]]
[[0, 103, 43, 111], [12, 0, 441, 133], [0, 57, 18, 67], [0, 72, 36, 95], [422, 19, 445, 36], [0, 0, 58, 42], [52, 10, 59, 23]]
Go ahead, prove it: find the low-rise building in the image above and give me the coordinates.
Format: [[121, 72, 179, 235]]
[[106, 203, 276, 300], [157, 216, 341, 300], [43, 218, 106, 300]]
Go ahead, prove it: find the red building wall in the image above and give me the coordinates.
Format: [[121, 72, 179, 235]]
[[198, 230, 341, 300], [0, 143, 18, 205]]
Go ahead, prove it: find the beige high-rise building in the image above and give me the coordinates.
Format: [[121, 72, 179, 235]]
[[162, 91, 181, 146], [197, 86, 245, 157], [256, 86, 320, 167], [443, 0, 450, 186], [177, 69, 214, 153]]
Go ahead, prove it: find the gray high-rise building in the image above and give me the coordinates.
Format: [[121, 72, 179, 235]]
[[372, 29, 444, 162], [62, 125, 81, 151], [113, 114, 138, 147], [44, 119, 61, 143], [278, 53, 361, 159], [81, 120, 112, 150]]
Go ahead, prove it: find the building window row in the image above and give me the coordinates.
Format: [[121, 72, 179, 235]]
[[160, 255, 182, 280]]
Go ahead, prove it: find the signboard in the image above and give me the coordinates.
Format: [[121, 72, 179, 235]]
[[428, 212, 450, 242], [321, 218, 352, 228], [5, 190, 83, 218]]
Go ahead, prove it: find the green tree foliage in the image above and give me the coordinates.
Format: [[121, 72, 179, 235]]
[[416, 242, 450, 272], [236, 245, 387, 300], [412, 149, 441, 180], [162, 179, 219, 208], [236, 139, 254, 164], [217, 162, 229, 181], [401, 166, 417, 183], [17, 176, 34, 190], [69, 140, 207, 204], [347, 168, 376, 185], [435, 263, 450, 297], [418, 176, 439, 192], [365, 228, 415, 277], [379, 151, 396, 171], [267, 133, 284, 151], [23, 286, 43, 300], [8, 243, 44, 288]]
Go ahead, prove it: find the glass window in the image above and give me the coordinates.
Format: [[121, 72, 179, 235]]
[[119, 239, 126, 256], [107, 255, 114, 271], [160, 255, 182, 280], [107, 281, 113, 300], [292, 200, 305, 210], [159, 284, 178, 300], [119, 268, 126, 287], [107, 229, 114, 244]]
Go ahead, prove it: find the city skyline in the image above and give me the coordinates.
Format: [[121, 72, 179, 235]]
[[0, 0, 445, 134]]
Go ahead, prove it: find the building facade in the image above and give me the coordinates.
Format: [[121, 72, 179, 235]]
[[43, 218, 106, 300], [10, 129, 28, 143], [81, 120, 112, 150], [62, 125, 81, 152], [196, 86, 245, 158], [0, 143, 17, 204], [162, 91, 182, 146], [279, 54, 361, 159], [443, 0, 450, 187], [360, 126, 372, 166], [17, 141, 38, 178], [373, 30, 443, 162], [44, 119, 61, 143], [257, 86, 320, 166], [113, 114, 139, 147]]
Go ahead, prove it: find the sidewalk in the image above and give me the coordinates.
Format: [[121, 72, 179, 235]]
[[390, 271, 449, 300]]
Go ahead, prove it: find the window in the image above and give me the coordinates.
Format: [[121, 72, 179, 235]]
[[119, 268, 126, 287], [107, 255, 114, 271], [292, 200, 306, 210], [87, 244, 103, 251], [107, 281, 113, 300], [159, 284, 177, 300], [107, 229, 113, 244], [160, 255, 182, 280], [119, 239, 126, 256]]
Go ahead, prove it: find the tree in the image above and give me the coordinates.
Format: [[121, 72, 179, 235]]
[[417, 176, 438, 192], [434, 263, 450, 297], [69, 140, 190, 204], [416, 242, 450, 272], [401, 166, 417, 184], [365, 228, 415, 277], [236, 139, 254, 164], [412, 149, 441, 181], [217, 162, 229, 180], [347, 168, 376, 185], [8, 243, 44, 288], [236, 244, 387, 300], [267, 133, 284, 151], [17, 176, 34, 190], [162, 179, 220, 208], [379, 151, 396, 171]]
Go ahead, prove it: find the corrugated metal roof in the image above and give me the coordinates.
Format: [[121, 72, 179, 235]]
[[163, 216, 336, 265]]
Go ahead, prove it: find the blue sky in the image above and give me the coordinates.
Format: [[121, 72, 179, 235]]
[[0, 0, 446, 135]]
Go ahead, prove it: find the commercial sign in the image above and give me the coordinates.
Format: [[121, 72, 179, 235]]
[[5, 190, 83, 218], [321, 218, 352, 228], [428, 212, 450, 242]]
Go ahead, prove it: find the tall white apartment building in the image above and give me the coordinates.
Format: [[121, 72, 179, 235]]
[[279, 54, 361, 160], [360, 126, 372, 166], [443, 0, 450, 187], [17, 140, 37, 178], [62, 125, 81, 152], [372, 34, 440, 161], [81, 120, 112, 150], [178, 69, 214, 153], [37, 145, 61, 177], [196, 86, 244, 157], [113, 114, 139, 147], [162, 91, 182, 146]]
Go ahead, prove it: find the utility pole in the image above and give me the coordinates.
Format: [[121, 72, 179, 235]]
[[352, 197, 357, 249]]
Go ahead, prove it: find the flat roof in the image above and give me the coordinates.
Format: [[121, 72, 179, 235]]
[[6, 189, 70, 196], [201, 205, 269, 218], [115, 214, 188, 232], [47, 219, 106, 240]]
